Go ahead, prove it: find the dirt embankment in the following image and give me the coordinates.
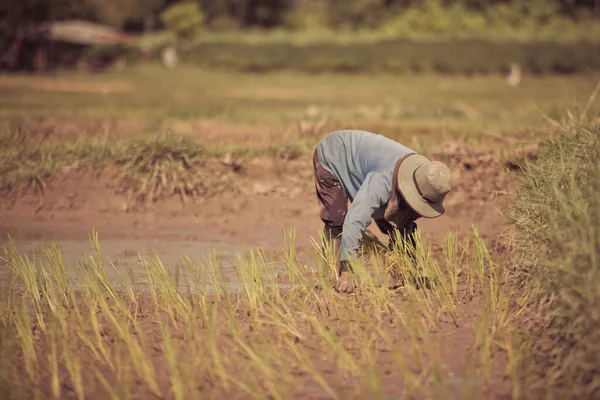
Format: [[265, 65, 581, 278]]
[[0, 143, 531, 250]]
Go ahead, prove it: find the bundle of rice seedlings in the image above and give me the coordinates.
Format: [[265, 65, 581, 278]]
[[116, 133, 226, 207], [359, 230, 388, 258]]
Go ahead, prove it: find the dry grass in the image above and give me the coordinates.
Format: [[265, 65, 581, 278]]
[[508, 103, 600, 399], [115, 133, 233, 207]]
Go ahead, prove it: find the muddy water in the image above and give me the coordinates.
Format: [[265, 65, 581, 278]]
[[0, 230, 292, 293]]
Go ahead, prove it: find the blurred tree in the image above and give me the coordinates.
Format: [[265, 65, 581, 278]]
[[199, 0, 294, 29], [0, 0, 597, 45], [0, 0, 167, 70], [558, 0, 600, 16], [0, 0, 94, 69], [160, 1, 204, 39], [325, 0, 598, 31], [84, 0, 168, 31], [0, 0, 168, 39], [326, 0, 390, 29], [0, 0, 89, 38]]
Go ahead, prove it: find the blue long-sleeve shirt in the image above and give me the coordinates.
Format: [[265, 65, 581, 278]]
[[316, 130, 416, 261]]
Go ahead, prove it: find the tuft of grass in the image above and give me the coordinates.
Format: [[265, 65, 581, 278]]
[[0, 129, 118, 207], [0, 130, 65, 203], [116, 133, 221, 206], [509, 107, 600, 398]]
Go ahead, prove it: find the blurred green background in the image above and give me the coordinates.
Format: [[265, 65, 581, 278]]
[[1, 0, 600, 74]]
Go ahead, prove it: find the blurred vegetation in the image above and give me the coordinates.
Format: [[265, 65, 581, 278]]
[[160, 1, 205, 40], [1, 69, 597, 143], [172, 39, 600, 74], [1, 0, 598, 36], [2, 0, 600, 72]]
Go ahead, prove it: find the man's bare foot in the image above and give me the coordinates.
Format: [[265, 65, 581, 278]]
[[334, 271, 355, 293]]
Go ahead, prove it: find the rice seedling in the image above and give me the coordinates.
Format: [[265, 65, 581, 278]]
[[160, 321, 187, 400], [474, 307, 494, 384], [443, 230, 461, 298], [348, 255, 393, 318], [236, 250, 270, 321], [202, 250, 230, 302], [75, 298, 114, 368], [41, 243, 69, 301], [74, 241, 161, 397], [141, 254, 189, 325], [281, 229, 300, 281], [0, 310, 16, 397], [47, 320, 61, 400], [422, 340, 447, 400], [501, 329, 524, 400], [116, 133, 204, 205], [112, 343, 134, 400], [413, 234, 459, 326], [180, 256, 212, 326], [206, 302, 234, 390], [13, 299, 39, 385], [4, 243, 45, 325], [62, 332, 86, 400], [179, 325, 209, 398], [310, 231, 338, 284]]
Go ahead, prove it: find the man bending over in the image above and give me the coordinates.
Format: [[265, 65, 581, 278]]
[[312, 130, 452, 293]]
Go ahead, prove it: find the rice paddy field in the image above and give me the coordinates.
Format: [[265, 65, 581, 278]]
[[1, 64, 599, 399]]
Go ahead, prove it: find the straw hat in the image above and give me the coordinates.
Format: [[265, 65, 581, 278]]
[[397, 154, 452, 218]]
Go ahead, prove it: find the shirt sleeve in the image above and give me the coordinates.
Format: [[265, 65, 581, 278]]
[[340, 171, 391, 261]]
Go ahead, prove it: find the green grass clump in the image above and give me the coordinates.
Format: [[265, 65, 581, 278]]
[[0, 131, 61, 192], [510, 105, 600, 398], [0, 130, 120, 200], [0, 131, 76, 202]]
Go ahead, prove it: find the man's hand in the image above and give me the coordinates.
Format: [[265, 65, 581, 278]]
[[335, 271, 355, 293], [334, 260, 355, 293]]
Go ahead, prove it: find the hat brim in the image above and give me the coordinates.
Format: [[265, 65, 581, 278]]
[[397, 154, 445, 219]]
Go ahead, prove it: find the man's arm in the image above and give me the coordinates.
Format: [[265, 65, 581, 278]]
[[340, 171, 391, 262]]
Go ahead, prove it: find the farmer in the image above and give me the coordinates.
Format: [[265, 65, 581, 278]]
[[313, 130, 452, 293]]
